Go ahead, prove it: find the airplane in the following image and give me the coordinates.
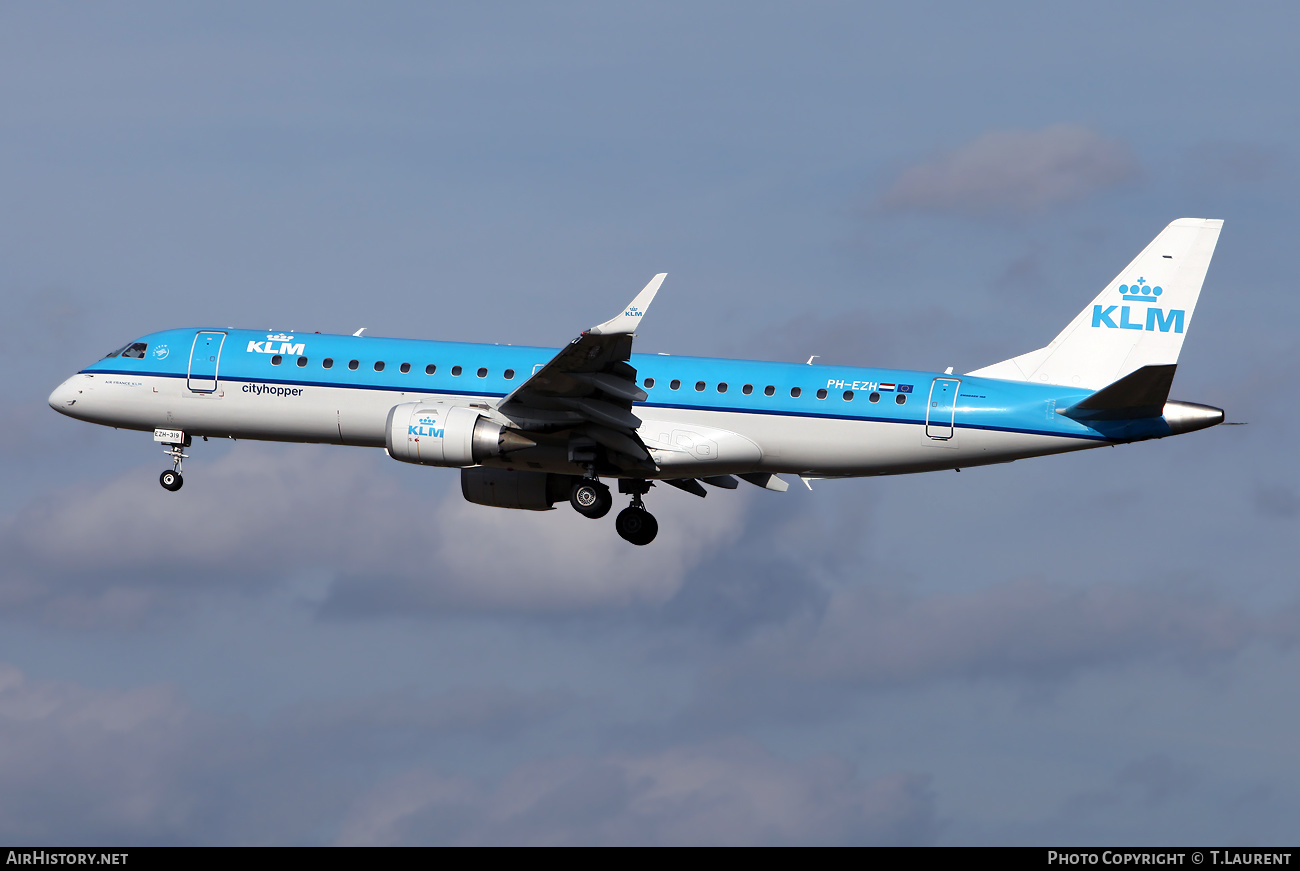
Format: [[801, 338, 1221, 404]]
[[48, 218, 1225, 546]]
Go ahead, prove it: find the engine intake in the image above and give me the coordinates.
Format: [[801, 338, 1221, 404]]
[[385, 402, 534, 467]]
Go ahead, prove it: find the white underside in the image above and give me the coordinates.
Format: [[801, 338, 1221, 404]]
[[54, 373, 1101, 478]]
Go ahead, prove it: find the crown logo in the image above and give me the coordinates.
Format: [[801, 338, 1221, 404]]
[[267, 333, 294, 341], [1118, 278, 1163, 302], [418, 416, 437, 426]]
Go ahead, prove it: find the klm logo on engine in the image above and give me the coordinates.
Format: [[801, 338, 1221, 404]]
[[1091, 278, 1184, 334], [246, 333, 306, 355], [409, 415, 444, 438]]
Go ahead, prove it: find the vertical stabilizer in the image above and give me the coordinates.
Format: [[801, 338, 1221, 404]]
[[968, 219, 1223, 389]]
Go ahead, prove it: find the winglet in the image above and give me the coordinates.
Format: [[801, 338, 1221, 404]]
[[588, 273, 666, 336]]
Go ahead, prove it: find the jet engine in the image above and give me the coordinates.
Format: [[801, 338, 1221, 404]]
[[460, 467, 579, 511], [385, 402, 534, 467]]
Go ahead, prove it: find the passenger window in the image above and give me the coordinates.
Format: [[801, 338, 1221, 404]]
[[374, 361, 385, 372], [742, 384, 753, 395], [895, 394, 907, 405], [717, 383, 728, 393], [297, 357, 308, 367], [790, 387, 801, 398], [425, 364, 436, 375], [843, 390, 854, 401], [764, 385, 775, 396], [505, 369, 515, 380], [869, 392, 880, 403], [121, 343, 148, 359], [695, 381, 706, 392], [452, 365, 462, 376], [322, 358, 334, 369], [816, 388, 827, 399], [400, 362, 411, 373], [348, 360, 359, 370], [477, 367, 488, 378], [271, 355, 282, 366], [644, 377, 655, 389], [670, 379, 681, 390]]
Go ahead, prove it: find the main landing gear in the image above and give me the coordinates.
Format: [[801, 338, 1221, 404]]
[[615, 502, 657, 546], [569, 477, 658, 545], [570, 478, 613, 518]]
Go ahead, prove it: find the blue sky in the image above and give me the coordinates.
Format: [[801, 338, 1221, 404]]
[[2, 2, 1297, 845]]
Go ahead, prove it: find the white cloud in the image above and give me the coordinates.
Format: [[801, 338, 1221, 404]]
[[0, 661, 582, 844], [0, 663, 204, 842], [878, 125, 1138, 214], [716, 577, 1257, 691], [335, 738, 937, 846], [0, 443, 747, 624]]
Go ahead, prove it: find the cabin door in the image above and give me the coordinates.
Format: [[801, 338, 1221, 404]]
[[925, 377, 960, 439], [187, 331, 226, 393]]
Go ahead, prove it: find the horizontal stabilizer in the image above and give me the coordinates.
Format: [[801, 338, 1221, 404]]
[[1059, 364, 1176, 421]]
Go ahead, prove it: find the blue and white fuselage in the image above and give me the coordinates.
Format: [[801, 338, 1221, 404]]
[[48, 219, 1227, 545], [51, 329, 1196, 474]]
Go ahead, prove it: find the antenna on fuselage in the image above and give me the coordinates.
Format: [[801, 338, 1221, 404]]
[[353, 328, 367, 337], [806, 355, 819, 365]]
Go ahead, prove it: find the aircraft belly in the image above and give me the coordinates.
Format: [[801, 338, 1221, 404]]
[[635, 408, 1102, 476]]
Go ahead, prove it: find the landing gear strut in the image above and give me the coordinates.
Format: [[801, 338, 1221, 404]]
[[158, 437, 189, 492], [615, 480, 658, 546]]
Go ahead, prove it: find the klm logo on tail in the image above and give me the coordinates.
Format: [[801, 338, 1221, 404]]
[[1092, 278, 1184, 334]]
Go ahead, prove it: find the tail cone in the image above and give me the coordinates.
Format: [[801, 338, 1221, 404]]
[[1163, 400, 1224, 435]]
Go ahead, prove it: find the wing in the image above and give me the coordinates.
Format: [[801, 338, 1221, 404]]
[[496, 274, 666, 471]]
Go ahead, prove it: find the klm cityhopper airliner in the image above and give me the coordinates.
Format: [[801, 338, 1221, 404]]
[[49, 219, 1224, 545]]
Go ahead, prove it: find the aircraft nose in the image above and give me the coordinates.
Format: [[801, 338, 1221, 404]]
[[48, 376, 83, 415]]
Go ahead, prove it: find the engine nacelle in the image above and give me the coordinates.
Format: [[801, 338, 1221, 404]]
[[460, 467, 578, 511], [386, 402, 533, 467]]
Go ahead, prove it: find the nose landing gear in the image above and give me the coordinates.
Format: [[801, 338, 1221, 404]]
[[156, 431, 190, 492]]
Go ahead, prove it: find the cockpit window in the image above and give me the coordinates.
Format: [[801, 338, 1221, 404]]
[[104, 342, 147, 359]]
